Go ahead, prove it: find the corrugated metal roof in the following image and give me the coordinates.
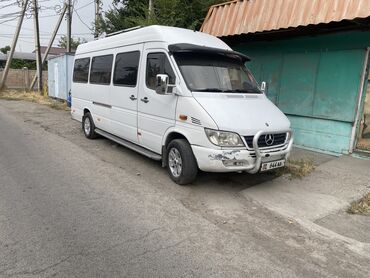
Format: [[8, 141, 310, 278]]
[[200, 0, 370, 37]]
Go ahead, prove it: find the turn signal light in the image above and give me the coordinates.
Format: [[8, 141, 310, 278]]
[[179, 114, 188, 121]]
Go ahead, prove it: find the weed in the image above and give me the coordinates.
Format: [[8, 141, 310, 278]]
[[275, 158, 315, 179], [347, 193, 370, 216], [0, 90, 68, 111]]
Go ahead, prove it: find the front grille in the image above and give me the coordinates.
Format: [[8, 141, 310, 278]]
[[244, 133, 287, 148]]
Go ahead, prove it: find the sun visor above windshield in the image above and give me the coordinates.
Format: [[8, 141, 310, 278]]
[[168, 43, 250, 63]]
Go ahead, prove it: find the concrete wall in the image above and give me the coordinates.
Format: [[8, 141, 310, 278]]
[[0, 69, 48, 90]]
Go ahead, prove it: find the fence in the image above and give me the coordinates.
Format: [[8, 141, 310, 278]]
[[0, 68, 48, 90]]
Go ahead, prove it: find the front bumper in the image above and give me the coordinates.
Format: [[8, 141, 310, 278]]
[[192, 130, 293, 173]]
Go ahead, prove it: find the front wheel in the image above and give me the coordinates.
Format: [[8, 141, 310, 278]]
[[166, 139, 198, 185]]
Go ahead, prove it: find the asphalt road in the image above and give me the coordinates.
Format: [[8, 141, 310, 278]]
[[0, 100, 370, 278]]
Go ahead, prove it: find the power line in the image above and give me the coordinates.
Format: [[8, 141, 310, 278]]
[[0, 16, 20, 25], [75, 0, 93, 11], [1, 22, 51, 34], [74, 7, 92, 31]]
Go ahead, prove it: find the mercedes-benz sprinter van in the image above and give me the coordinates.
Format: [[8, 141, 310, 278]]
[[71, 25, 293, 185]]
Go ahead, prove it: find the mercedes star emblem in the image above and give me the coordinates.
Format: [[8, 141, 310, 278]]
[[264, 134, 274, 146]]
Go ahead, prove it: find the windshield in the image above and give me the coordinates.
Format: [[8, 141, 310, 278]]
[[173, 53, 261, 94]]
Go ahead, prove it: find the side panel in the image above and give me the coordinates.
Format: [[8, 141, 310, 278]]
[[71, 52, 112, 132]]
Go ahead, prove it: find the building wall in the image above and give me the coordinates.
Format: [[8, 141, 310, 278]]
[[235, 31, 370, 154], [0, 69, 48, 90]]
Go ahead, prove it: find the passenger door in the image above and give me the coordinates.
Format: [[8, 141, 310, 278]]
[[110, 46, 142, 143], [89, 54, 114, 132], [137, 49, 178, 153]]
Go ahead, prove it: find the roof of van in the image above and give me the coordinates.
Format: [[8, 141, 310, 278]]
[[75, 25, 231, 55]]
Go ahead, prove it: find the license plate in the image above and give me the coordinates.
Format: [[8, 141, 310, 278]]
[[260, 159, 285, 172]]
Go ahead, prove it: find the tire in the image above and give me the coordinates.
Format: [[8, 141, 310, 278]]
[[166, 139, 198, 185], [82, 112, 98, 139]]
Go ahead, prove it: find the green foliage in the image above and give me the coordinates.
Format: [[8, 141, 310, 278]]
[[58, 35, 87, 50], [10, 59, 37, 70], [0, 45, 38, 70], [98, 0, 224, 34], [1, 45, 11, 54]]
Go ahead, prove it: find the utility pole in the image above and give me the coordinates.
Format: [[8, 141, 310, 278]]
[[148, 0, 154, 21], [0, 0, 29, 91], [94, 0, 102, 38], [32, 0, 42, 93], [66, 0, 72, 52], [29, 4, 68, 90]]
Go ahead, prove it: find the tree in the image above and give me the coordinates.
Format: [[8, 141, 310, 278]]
[[98, 0, 224, 35], [0, 45, 11, 54], [0, 45, 37, 70], [58, 35, 87, 50]]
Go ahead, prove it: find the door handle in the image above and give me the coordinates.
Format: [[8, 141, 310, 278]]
[[140, 97, 149, 103], [129, 95, 137, 101]]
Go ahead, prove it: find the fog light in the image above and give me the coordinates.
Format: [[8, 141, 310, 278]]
[[222, 160, 247, 167]]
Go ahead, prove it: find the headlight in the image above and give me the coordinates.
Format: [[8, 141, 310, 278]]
[[204, 128, 245, 147]]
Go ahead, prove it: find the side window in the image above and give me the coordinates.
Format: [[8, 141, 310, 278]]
[[146, 53, 176, 93], [90, 54, 113, 85], [73, 58, 90, 83], [113, 51, 140, 87]]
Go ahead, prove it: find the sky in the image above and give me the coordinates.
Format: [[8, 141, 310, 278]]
[[0, 0, 112, 52]]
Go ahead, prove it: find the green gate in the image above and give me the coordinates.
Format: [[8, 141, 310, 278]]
[[236, 31, 370, 153]]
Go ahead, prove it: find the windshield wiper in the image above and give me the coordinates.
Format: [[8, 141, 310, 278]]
[[224, 88, 261, 94], [194, 88, 226, 92]]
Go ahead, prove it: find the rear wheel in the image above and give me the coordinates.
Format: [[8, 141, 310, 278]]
[[82, 112, 98, 139], [166, 139, 198, 185]]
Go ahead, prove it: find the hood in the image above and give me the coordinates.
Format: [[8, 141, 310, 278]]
[[193, 92, 290, 135]]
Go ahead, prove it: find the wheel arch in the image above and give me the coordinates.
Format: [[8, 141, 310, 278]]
[[161, 128, 191, 167], [83, 107, 90, 115]]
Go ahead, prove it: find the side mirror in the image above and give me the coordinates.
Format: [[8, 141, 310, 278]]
[[155, 74, 169, 94], [260, 81, 267, 94]]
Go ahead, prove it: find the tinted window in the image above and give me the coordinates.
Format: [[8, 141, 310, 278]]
[[73, 58, 90, 83], [113, 51, 140, 86], [90, 55, 113, 85], [146, 53, 176, 93], [174, 53, 261, 94]]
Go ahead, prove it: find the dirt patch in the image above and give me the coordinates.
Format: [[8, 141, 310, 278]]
[[347, 193, 370, 216], [276, 159, 315, 179], [0, 90, 68, 110]]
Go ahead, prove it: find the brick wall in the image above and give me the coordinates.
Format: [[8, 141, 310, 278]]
[[0, 69, 48, 89]]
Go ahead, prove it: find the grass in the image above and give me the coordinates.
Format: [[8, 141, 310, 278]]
[[275, 158, 315, 179], [347, 193, 370, 216], [0, 90, 68, 110]]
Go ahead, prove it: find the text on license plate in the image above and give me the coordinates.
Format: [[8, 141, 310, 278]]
[[261, 159, 285, 171]]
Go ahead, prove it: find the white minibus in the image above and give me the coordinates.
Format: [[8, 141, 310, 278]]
[[71, 25, 293, 184]]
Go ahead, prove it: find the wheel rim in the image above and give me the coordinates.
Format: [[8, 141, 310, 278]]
[[168, 147, 182, 178], [84, 117, 91, 135]]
